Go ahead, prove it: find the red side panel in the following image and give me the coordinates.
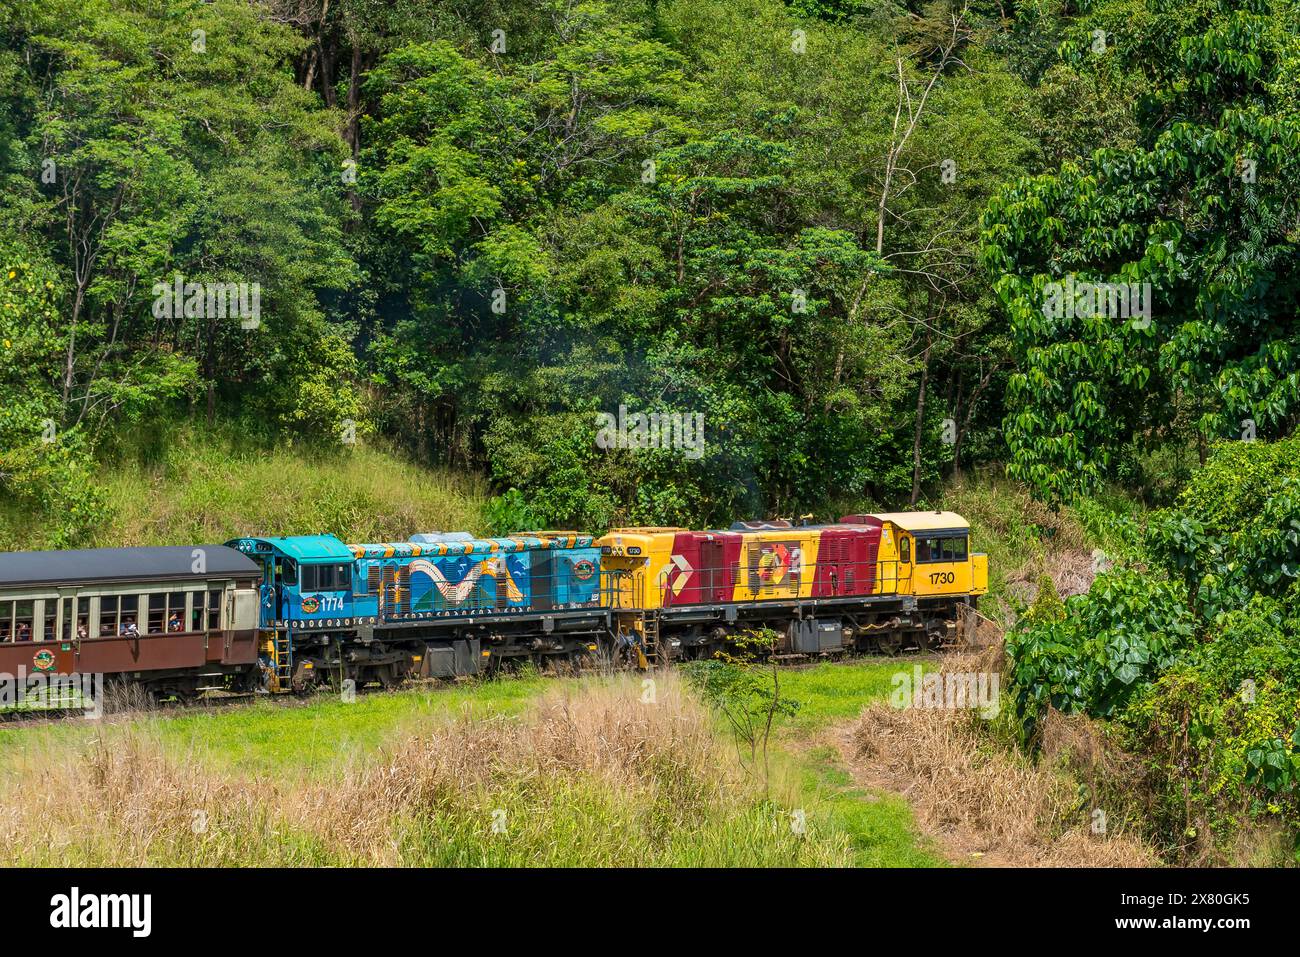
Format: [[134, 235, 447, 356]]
[[662, 531, 742, 607], [813, 525, 882, 597]]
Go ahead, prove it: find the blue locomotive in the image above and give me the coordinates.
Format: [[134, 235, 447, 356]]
[[227, 531, 606, 690]]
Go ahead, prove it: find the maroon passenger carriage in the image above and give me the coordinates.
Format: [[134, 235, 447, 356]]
[[0, 545, 262, 699]]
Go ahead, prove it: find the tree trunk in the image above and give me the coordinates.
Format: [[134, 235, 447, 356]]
[[62, 287, 85, 406], [910, 328, 932, 506], [347, 43, 362, 213]]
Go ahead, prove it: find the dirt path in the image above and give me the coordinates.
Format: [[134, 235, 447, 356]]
[[830, 704, 1159, 868]]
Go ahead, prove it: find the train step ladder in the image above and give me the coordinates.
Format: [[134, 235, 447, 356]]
[[274, 630, 293, 690], [640, 612, 661, 669]]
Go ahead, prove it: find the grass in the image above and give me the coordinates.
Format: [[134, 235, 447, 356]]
[[0, 418, 491, 550], [0, 672, 552, 778], [0, 671, 857, 866], [793, 744, 943, 867], [774, 657, 927, 732], [0, 659, 945, 867], [764, 659, 946, 866]]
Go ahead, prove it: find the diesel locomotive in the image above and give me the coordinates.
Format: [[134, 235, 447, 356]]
[[0, 511, 987, 699]]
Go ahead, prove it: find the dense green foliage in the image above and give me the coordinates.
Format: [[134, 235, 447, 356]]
[[0, 0, 1059, 541], [1007, 436, 1300, 861], [984, 0, 1300, 505], [1, 0, 1298, 866]]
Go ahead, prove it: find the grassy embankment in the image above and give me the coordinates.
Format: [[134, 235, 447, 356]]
[[0, 663, 940, 867], [0, 420, 490, 551]]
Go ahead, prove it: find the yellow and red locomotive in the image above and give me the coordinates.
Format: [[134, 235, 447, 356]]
[[598, 511, 987, 660]]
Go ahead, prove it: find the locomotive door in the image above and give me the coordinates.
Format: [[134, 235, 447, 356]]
[[896, 533, 913, 594], [699, 538, 726, 603]]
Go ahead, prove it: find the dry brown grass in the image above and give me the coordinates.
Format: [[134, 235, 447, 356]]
[[1006, 549, 1098, 608], [0, 672, 845, 867], [841, 648, 1160, 867]]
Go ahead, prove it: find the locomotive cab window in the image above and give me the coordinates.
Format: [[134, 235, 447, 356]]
[[302, 563, 350, 591], [918, 535, 968, 563]]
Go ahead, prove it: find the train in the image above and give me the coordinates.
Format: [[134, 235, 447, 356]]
[[0, 511, 987, 700]]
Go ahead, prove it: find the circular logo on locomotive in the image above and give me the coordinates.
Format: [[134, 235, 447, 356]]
[[573, 559, 595, 581], [300, 595, 321, 614], [32, 649, 55, 673], [757, 544, 790, 585]]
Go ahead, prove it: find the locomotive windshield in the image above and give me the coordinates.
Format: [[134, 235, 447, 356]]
[[275, 558, 297, 585]]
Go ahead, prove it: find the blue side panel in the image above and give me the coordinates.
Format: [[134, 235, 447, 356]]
[[552, 546, 601, 608], [353, 539, 601, 623], [230, 532, 604, 630]]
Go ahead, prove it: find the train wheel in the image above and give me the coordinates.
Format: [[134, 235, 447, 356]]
[[876, 632, 904, 656]]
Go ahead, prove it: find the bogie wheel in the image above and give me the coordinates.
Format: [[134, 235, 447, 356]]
[[875, 631, 904, 656]]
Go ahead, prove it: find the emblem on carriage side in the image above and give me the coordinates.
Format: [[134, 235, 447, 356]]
[[32, 649, 55, 673]]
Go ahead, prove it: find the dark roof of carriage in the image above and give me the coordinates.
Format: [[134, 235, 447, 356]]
[[0, 545, 260, 589]]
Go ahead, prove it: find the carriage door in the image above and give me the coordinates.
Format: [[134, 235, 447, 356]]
[[48, 593, 78, 673]]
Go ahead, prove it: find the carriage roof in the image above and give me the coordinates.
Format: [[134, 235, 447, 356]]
[[0, 545, 259, 589]]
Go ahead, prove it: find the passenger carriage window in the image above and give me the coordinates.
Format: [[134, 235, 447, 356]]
[[42, 601, 56, 641], [63, 600, 73, 642], [119, 596, 139, 637], [167, 592, 186, 632], [147, 594, 166, 635], [14, 600, 33, 642], [0, 600, 11, 642], [100, 596, 119, 636], [207, 589, 221, 630], [189, 590, 203, 631], [76, 598, 89, 640]]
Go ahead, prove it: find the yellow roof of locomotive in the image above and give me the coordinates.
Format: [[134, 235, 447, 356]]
[[869, 511, 969, 532]]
